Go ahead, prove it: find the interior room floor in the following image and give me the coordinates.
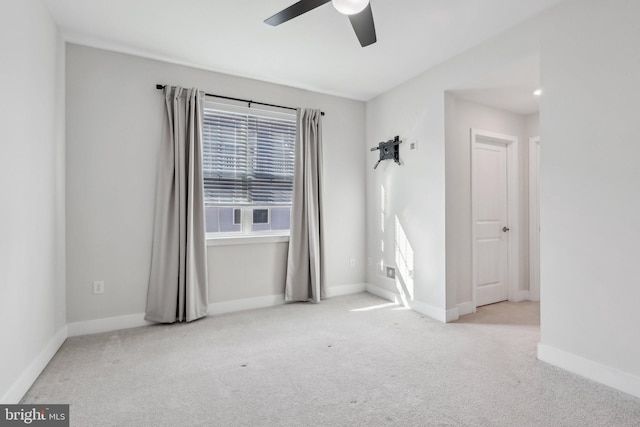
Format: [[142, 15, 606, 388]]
[[23, 293, 640, 426]]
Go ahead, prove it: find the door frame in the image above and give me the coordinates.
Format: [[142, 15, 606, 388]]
[[470, 129, 521, 311], [528, 136, 541, 301]]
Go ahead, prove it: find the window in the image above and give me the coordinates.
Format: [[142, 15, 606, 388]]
[[202, 101, 296, 238]]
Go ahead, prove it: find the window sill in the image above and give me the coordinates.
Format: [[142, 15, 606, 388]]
[[206, 234, 290, 247]]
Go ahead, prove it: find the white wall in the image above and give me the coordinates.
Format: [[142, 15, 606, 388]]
[[538, 0, 640, 395], [445, 96, 537, 309], [0, 0, 66, 403], [65, 44, 366, 323], [525, 112, 540, 140], [365, 13, 541, 322]]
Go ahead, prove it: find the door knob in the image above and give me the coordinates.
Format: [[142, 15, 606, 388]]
[[502, 226, 510, 232]]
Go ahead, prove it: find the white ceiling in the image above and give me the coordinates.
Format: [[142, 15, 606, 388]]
[[451, 54, 541, 115], [45, 0, 561, 105]]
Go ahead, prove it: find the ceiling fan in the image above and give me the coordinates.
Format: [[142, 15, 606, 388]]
[[265, 0, 377, 47]]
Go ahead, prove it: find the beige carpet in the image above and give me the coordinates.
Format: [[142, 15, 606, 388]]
[[22, 293, 640, 426]]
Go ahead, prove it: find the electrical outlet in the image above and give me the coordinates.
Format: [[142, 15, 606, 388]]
[[367, 257, 372, 266], [349, 257, 356, 267], [93, 280, 104, 294], [386, 267, 396, 279]]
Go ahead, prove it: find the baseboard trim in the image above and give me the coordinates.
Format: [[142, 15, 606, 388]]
[[1, 326, 68, 404], [445, 306, 459, 322], [409, 300, 448, 323], [210, 283, 367, 315], [67, 284, 367, 337], [208, 294, 285, 316], [365, 284, 450, 323], [326, 283, 367, 297], [538, 343, 640, 399], [365, 283, 401, 304], [457, 301, 475, 316], [67, 313, 153, 338], [511, 290, 530, 302]]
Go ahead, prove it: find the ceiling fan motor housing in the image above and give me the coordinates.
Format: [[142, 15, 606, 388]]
[[331, 0, 369, 15], [265, 0, 377, 47]]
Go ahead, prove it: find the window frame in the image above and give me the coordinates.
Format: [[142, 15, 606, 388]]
[[202, 99, 296, 244]]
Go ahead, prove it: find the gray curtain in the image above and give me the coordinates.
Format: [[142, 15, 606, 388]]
[[145, 86, 208, 323], [285, 109, 325, 302]]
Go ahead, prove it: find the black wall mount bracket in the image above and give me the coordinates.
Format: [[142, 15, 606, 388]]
[[370, 135, 402, 169]]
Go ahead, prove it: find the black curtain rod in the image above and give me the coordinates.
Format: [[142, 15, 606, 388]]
[[156, 84, 324, 116]]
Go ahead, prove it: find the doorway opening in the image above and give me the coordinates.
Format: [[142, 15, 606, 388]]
[[444, 54, 541, 319]]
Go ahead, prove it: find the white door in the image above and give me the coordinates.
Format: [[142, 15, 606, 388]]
[[472, 131, 517, 307]]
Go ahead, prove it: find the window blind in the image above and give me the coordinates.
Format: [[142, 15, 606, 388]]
[[202, 105, 296, 206]]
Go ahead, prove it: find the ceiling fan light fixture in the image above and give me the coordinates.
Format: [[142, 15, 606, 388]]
[[331, 0, 369, 15]]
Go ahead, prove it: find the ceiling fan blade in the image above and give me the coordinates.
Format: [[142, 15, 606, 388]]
[[348, 3, 377, 47], [265, 0, 332, 26]]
